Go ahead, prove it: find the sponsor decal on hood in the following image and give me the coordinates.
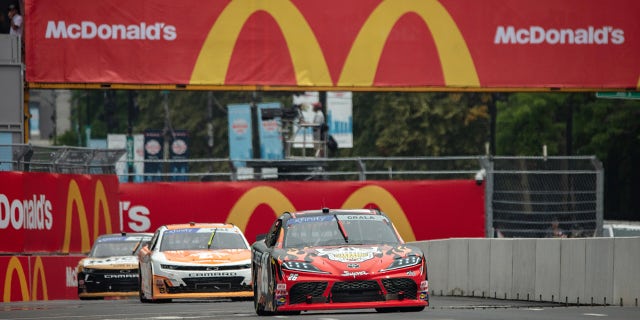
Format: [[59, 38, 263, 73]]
[[314, 247, 379, 263], [81, 256, 138, 269], [162, 249, 250, 264]]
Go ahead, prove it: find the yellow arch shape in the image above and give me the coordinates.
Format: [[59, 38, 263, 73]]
[[342, 185, 416, 242], [63, 180, 90, 253], [227, 186, 296, 232], [63, 179, 113, 253], [31, 257, 48, 301], [339, 0, 479, 87], [3, 257, 29, 302], [191, 0, 332, 86], [93, 180, 113, 242]]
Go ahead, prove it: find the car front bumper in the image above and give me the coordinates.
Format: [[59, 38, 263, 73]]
[[149, 263, 253, 299], [77, 269, 139, 298], [273, 265, 429, 311]]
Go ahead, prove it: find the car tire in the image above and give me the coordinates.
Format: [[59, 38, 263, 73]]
[[139, 266, 151, 303], [148, 266, 172, 303], [253, 269, 272, 316], [375, 307, 399, 313], [79, 296, 103, 301], [399, 306, 426, 312], [264, 265, 300, 316]]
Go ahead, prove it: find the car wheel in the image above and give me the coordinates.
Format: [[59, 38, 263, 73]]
[[148, 266, 172, 303], [79, 296, 102, 301], [231, 297, 252, 302], [254, 269, 272, 316], [399, 306, 426, 312], [264, 266, 300, 316], [139, 266, 151, 303], [375, 307, 399, 313]]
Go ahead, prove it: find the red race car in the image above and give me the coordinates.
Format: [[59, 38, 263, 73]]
[[251, 208, 428, 315]]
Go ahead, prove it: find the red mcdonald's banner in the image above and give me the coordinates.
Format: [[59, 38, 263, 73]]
[[1, 255, 84, 302], [0, 172, 119, 254], [118, 180, 485, 243], [25, 0, 640, 90]]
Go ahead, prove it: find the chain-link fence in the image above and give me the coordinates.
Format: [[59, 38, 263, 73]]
[[481, 156, 604, 238], [0, 144, 125, 174]]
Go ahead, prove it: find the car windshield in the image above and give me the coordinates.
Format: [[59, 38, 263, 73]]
[[284, 214, 400, 248], [90, 236, 149, 257], [611, 226, 640, 237], [160, 228, 248, 251]]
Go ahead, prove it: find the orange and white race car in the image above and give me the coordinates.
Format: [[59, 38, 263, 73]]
[[138, 223, 253, 302]]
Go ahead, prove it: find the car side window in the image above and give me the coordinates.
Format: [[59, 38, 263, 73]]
[[265, 219, 282, 248]]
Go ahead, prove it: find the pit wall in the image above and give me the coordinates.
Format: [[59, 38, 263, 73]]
[[410, 238, 640, 307]]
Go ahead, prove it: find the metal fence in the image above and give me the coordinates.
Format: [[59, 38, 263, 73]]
[[0, 144, 604, 238], [0, 144, 125, 174], [481, 156, 604, 238]]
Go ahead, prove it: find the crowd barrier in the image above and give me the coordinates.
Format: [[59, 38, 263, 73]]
[[411, 237, 640, 306]]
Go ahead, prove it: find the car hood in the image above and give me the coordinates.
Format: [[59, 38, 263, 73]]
[[160, 249, 251, 264], [79, 256, 138, 269], [274, 244, 422, 273]]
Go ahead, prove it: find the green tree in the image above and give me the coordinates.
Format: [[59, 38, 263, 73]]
[[350, 92, 489, 156], [573, 95, 640, 218], [496, 93, 569, 155], [496, 92, 640, 219]]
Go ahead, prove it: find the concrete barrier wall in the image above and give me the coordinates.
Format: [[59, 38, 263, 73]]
[[411, 237, 640, 306]]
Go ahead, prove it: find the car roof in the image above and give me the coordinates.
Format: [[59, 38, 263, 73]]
[[283, 208, 383, 219], [163, 222, 237, 230], [97, 232, 153, 239]]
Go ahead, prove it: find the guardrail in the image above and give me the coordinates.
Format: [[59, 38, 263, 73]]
[[410, 237, 640, 306]]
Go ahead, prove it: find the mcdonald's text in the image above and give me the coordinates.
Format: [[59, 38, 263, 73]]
[[45, 21, 177, 41], [0, 194, 53, 230], [494, 26, 625, 45]]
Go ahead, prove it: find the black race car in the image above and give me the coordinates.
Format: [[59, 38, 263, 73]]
[[77, 232, 152, 300]]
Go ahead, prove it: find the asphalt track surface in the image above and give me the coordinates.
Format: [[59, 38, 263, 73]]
[[1, 296, 638, 320]]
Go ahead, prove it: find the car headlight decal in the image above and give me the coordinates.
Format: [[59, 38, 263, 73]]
[[160, 264, 179, 270], [282, 261, 329, 274], [82, 267, 95, 274], [382, 255, 422, 271]]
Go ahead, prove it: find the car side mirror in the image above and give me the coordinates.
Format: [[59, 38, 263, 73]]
[[140, 241, 151, 251]]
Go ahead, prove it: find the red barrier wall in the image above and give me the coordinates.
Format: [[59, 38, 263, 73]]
[[1, 255, 84, 302], [1, 172, 484, 301], [119, 180, 485, 243], [0, 172, 120, 254]]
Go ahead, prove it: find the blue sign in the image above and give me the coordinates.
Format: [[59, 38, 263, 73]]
[[228, 104, 253, 167], [258, 103, 284, 160]]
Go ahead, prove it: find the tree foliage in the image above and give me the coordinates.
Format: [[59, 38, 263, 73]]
[[61, 90, 640, 219], [349, 92, 489, 156]]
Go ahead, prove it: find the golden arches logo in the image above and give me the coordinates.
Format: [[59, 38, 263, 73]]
[[3, 256, 48, 302], [342, 185, 416, 242], [227, 185, 416, 242], [227, 186, 296, 231], [191, 0, 332, 86], [338, 0, 479, 87], [191, 0, 478, 87], [62, 179, 113, 253]]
